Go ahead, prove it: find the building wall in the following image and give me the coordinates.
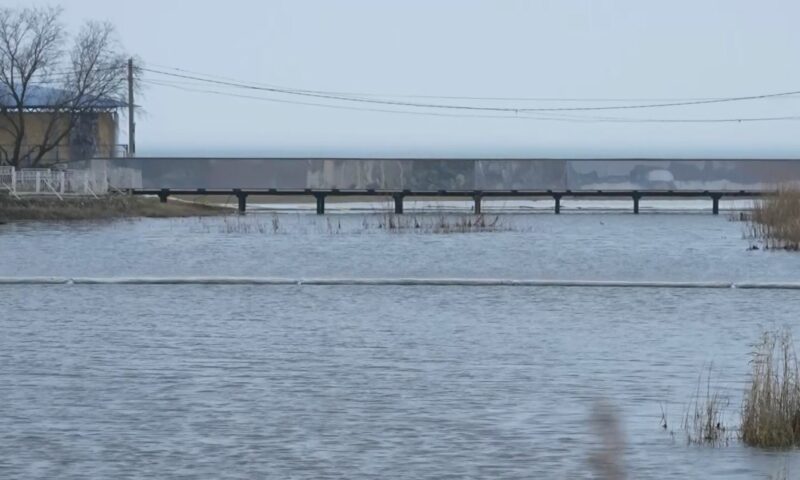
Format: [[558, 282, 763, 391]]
[[0, 111, 119, 166]]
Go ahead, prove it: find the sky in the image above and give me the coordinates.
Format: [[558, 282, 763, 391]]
[[22, 0, 800, 157]]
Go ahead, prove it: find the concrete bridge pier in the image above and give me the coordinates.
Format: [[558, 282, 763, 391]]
[[711, 193, 722, 215], [158, 189, 170, 203], [473, 193, 483, 214], [632, 192, 641, 214], [234, 190, 248, 213], [393, 193, 404, 214], [553, 193, 562, 214], [314, 193, 326, 215]]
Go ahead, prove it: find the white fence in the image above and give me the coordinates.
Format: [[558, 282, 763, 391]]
[[0, 166, 13, 192], [0, 166, 110, 197]]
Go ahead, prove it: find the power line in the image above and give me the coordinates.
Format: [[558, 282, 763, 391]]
[[145, 63, 800, 104], [142, 78, 800, 124], [140, 66, 800, 113], [142, 79, 586, 122], [144, 63, 731, 103]]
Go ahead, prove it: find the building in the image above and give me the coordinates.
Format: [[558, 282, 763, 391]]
[[0, 85, 125, 167]]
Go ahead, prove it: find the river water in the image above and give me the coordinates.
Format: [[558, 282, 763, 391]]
[[1, 209, 799, 479]]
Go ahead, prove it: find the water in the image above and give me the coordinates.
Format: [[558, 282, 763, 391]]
[[1, 211, 799, 479], [2, 210, 799, 282]]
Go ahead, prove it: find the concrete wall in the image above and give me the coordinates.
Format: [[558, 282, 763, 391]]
[[101, 157, 800, 193]]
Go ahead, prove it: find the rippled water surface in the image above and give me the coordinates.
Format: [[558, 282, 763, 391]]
[[2, 212, 799, 479], [2, 211, 800, 281]]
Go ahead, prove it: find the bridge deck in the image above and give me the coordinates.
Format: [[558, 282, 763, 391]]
[[132, 188, 760, 215]]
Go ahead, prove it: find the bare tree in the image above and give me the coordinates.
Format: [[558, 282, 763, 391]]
[[0, 7, 130, 167]]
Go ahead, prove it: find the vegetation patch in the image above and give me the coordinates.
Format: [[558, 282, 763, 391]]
[[196, 213, 512, 235], [747, 190, 800, 250], [373, 213, 506, 233], [741, 328, 800, 448], [682, 365, 732, 446]]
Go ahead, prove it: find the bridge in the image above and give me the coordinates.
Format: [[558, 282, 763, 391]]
[[89, 157, 800, 214]]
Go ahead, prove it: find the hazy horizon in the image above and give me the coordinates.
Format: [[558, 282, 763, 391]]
[[21, 0, 800, 157], [138, 145, 800, 159]]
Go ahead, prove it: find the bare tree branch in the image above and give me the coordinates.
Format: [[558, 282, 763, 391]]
[[0, 7, 128, 167], [0, 7, 64, 166]]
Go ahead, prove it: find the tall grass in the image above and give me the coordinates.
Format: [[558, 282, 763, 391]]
[[682, 365, 731, 446], [217, 215, 281, 234], [374, 213, 504, 233], [748, 189, 800, 250], [741, 328, 800, 448], [198, 213, 509, 235]]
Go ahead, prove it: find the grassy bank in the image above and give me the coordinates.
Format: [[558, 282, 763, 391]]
[[0, 195, 230, 222]]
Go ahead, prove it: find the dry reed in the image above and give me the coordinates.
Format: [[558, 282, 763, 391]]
[[682, 365, 731, 446], [375, 213, 505, 233], [748, 189, 800, 250], [741, 328, 800, 448], [218, 215, 281, 234], [202, 213, 509, 235]]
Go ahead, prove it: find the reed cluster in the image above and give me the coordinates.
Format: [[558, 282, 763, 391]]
[[375, 213, 504, 233], [202, 213, 509, 235], [217, 215, 281, 234], [748, 190, 800, 250], [741, 328, 800, 448], [682, 365, 731, 446]]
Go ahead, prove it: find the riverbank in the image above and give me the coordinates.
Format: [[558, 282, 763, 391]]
[[0, 195, 230, 222]]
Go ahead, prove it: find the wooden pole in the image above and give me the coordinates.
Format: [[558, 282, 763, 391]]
[[128, 58, 136, 156]]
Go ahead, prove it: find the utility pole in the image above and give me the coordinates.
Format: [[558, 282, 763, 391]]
[[127, 57, 135, 156]]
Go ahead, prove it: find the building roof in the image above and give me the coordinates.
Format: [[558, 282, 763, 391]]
[[0, 85, 125, 110]]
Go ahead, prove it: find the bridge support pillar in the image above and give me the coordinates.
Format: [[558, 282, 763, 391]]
[[553, 194, 562, 214], [711, 193, 722, 215], [314, 193, 326, 215], [473, 193, 483, 214], [632, 192, 641, 214], [393, 194, 404, 214], [234, 190, 248, 214], [158, 189, 169, 203]]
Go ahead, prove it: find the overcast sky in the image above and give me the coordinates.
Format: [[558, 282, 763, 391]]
[[31, 1, 800, 156]]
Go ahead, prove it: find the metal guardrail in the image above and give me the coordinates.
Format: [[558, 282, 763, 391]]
[[0, 167, 108, 197]]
